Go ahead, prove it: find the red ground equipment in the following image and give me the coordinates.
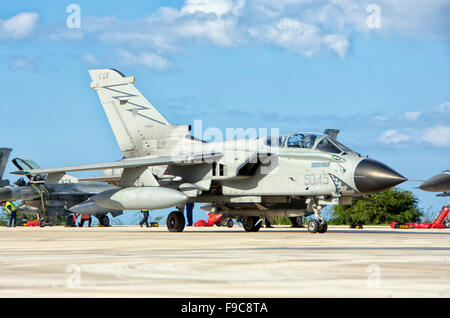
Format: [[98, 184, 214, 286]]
[[25, 220, 40, 227], [390, 206, 450, 229], [194, 213, 223, 227]]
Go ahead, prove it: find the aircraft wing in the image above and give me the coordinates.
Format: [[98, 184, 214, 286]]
[[77, 176, 122, 183], [11, 152, 222, 176]]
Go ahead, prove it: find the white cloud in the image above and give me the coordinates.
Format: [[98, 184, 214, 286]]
[[404, 111, 421, 121], [434, 102, 450, 113], [180, 0, 245, 17], [379, 129, 411, 144], [8, 57, 34, 71], [118, 50, 171, 70], [373, 115, 388, 121], [0, 12, 38, 39], [421, 126, 450, 147], [249, 18, 349, 57], [39, 0, 450, 64], [82, 53, 99, 64], [324, 34, 349, 58]]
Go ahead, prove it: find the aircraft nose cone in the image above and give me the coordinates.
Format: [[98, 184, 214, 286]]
[[419, 173, 450, 192], [354, 159, 407, 194], [0, 187, 12, 202]]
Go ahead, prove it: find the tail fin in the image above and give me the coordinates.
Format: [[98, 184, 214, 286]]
[[89, 69, 190, 158], [0, 148, 12, 180], [0, 148, 12, 186]]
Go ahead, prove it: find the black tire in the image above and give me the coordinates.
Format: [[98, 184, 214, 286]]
[[318, 221, 328, 233], [39, 219, 46, 228], [308, 219, 320, 233], [220, 218, 228, 227], [445, 222, 450, 229], [290, 216, 303, 228], [66, 215, 75, 227], [167, 211, 185, 232], [227, 219, 234, 228], [99, 214, 110, 226], [243, 216, 262, 232]]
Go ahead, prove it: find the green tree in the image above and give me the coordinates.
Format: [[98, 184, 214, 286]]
[[329, 188, 423, 225]]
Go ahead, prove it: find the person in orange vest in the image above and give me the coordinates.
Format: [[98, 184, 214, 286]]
[[79, 213, 92, 227]]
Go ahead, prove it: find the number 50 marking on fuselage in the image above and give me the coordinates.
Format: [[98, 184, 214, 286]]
[[305, 174, 330, 185]]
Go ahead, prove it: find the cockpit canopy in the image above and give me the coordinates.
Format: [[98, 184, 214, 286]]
[[265, 133, 354, 154]]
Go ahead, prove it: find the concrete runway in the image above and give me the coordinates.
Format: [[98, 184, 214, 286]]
[[0, 225, 449, 297]]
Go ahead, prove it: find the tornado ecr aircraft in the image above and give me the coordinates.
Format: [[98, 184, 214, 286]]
[[419, 171, 450, 197], [12, 69, 407, 233], [0, 149, 122, 226]]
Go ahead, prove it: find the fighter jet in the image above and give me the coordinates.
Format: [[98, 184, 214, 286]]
[[12, 69, 407, 233], [1, 150, 123, 226], [419, 171, 450, 197]]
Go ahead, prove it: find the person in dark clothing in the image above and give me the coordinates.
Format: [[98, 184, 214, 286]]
[[79, 214, 92, 227], [139, 209, 149, 227], [264, 217, 273, 228], [185, 202, 194, 226]]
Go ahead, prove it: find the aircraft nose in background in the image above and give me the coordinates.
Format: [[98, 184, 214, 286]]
[[354, 159, 407, 194], [419, 173, 450, 192]]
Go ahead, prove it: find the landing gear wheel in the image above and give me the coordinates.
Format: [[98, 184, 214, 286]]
[[220, 218, 228, 227], [290, 216, 303, 228], [66, 215, 75, 227], [39, 219, 46, 228], [243, 217, 262, 232], [318, 221, 328, 233], [227, 219, 234, 228], [308, 219, 320, 233], [98, 214, 110, 226], [445, 222, 450, 229], [167, 211, 185, 232]]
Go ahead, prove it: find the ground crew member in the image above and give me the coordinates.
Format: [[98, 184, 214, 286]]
[[185, 202, 194, 226], [264, 217, 273, 228], [5, 201, 18, 227], [79, 213, 92, 227], [139, 209, 149, 227]]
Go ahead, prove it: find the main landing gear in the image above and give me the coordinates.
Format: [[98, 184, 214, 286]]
[[242, 216, 262, 232], [307, 204, 328, 233], [167, 210, 185, 232], [97, 214, 110, 226]]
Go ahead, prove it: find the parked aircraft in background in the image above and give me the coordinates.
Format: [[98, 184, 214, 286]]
[[419, 171, 450, 197], [0, 148, 122, 226]]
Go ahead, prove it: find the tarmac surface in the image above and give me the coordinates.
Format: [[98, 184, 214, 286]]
[[0, 225, 449, 297]]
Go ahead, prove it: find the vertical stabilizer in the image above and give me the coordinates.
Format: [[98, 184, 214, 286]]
[[0, 148, 12, 180], [89, 69, 191, 158]]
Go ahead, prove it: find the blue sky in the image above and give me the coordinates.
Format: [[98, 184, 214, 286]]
[[1, 0, 449, 224]]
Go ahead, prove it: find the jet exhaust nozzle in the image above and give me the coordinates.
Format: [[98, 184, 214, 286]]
[[92, 186, 187, 210], [354, 159, 407, 194]]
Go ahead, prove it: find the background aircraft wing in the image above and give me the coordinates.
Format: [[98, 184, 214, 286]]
[[11, 152, 222, 176]]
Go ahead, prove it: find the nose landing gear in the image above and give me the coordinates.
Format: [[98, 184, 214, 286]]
[[307, 204, 328, 233]]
